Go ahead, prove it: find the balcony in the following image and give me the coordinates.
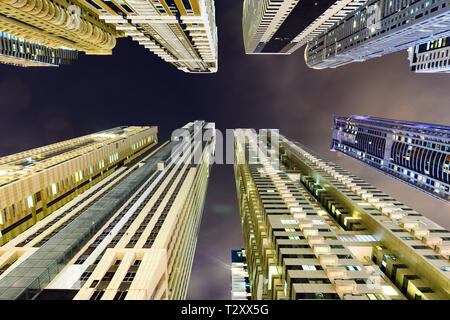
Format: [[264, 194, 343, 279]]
[[298, 221, 313, 230], [423, 236, 442, 246], [335, 280, 357, 295], [402, 220, 419, 231], [413, 228, 429, 238], [388, 211, 403, 220], [319, 254, 338, 266], [307, 236, 324, 246], [325, 266, 347, 279], [313, 245, 331, 255], [302, 228, 319, 237], [436, 245, 450, 256]]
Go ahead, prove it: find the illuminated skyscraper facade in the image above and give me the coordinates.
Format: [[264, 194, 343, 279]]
[[231, 249, 251, 300], [242, 0, 366, 54], [408, 37, 450, 73], [0, 0, 118, 55], [0, 126, 157, 246], [0, 121, 215, 300], [332, 115, 450, 202], [234, 129, 450, 300], [0, 31, 77, 67], [306, 0, 450, 69], [78, 0, 218, 73], [0, 0, 217, 71]]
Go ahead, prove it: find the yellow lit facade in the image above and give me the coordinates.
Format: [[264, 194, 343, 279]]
[[0, 126, 158, 245], [77, 0, 218, 73], [0, 121, 215, 300], [0, 0, 119, 55], [234, 129, 450, 300]]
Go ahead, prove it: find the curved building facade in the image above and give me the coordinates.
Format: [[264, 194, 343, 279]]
[[331, 115, 450, 202], [0, 0, 119, 55]]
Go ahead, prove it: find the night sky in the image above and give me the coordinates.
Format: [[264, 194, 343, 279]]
[[0, 1, 449, 300]]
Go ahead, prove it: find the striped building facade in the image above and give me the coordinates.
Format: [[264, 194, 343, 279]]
[[0, 121, 215, 300], [0, 31, 78, 67], [408, 37, 450, 73], [242, 0, 366, 54], [77, 0, 218, 73], [305, 0, 450, 69], [0, 126, 158, 245], [331, 115, 450, 202], [231, 249, 251, 300], [234, 129, 450, 300]]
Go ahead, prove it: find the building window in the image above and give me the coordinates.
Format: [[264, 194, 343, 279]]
[[281, 219, 299, 225], [113, 291, 127, 300], [424, 255, 445, 260], [51, 183, 57, 195], [27, 196, 34, 209]]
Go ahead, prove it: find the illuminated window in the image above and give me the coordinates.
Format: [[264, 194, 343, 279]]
[[51, 183, 57, 195], [27, 195, 34, 208], [302, 265, 317, 271], [345, 265, 362, 271], [281, 219, 298, 225]]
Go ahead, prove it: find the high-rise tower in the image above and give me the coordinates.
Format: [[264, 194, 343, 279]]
[[0, 121, 215, 300], [0, 0, 118, 55], [231, 249, 251, 300], [305, 0, 450, 69], [234, 129, 450, 300], [331, 115, 450, 202], [0, 31, 78, 67], [0, 126, 157, 245], [77, 0, 218, 73], [408, 37, 450, 73], [242, 0, 366, 54]]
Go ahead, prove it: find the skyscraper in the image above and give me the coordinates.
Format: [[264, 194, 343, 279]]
[[0, 121, 215, 300], [79, 0, 218, 73], [234, 129, 450, 300], [0, 0, 118, 55], [0, 126, 157, 246], [305, 0, 450, 69], [408, 37, 450, 73], [231, 249, 251, 300], [0, 31, 78, 67], [242, 0, 366, 54], [331, 115, 450, 202]]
